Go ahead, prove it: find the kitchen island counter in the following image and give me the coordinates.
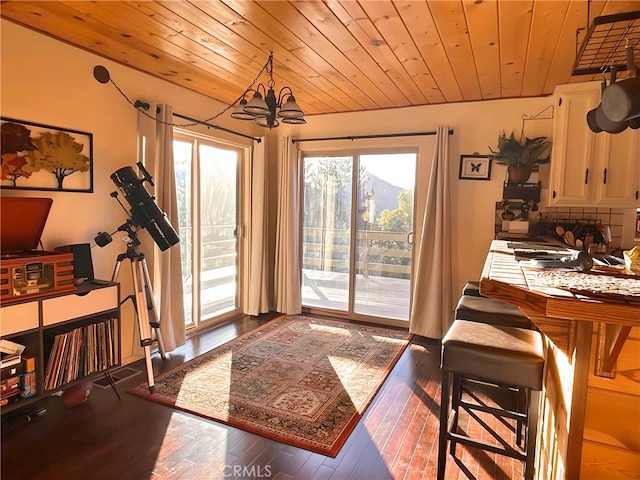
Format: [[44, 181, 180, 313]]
[[480, 239, 640, 479]]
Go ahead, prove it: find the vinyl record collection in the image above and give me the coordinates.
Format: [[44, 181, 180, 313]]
[[44, 318, 117, 391]]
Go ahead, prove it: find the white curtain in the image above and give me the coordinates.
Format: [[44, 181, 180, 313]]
[[274, 137, 302, 314], [137, 103, 185, 352], [246, 137, 271, 316], [409, 126, 453, 338]]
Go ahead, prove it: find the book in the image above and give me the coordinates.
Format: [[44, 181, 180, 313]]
[[0, 339, 25, 356], [0, 339, 25, 368], [23, 355, 36, 373], [20, 371, 37, 398], [1, 362, 25, 380], [0, 394, 20, 407], [0, 353, 22, 369], [1, 376, 20, 398]]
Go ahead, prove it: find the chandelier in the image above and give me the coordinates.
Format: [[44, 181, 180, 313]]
[[231, 52, 306, 129]]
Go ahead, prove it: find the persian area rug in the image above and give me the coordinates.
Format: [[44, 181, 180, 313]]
[[129, 314, 411, 456]]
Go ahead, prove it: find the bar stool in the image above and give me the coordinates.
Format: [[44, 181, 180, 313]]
[[455, 294, 531, 329], [437, 320, 545, 480], [461, 280, 483, 297], [454, 293, 532, 441]]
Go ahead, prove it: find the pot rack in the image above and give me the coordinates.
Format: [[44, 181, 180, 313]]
[[572, 10, 640, 76]]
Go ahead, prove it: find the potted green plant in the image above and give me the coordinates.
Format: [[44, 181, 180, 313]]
[[489, 131, 551, 184]]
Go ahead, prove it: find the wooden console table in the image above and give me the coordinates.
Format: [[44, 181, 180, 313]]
[[480, 240, 639, 479]]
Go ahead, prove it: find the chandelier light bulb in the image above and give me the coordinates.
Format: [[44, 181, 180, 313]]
[[282, 117, 307, 125], [278, 95, 304, 118], [255, 115, 280, 128], [243, 91, 270, 116], [230, 98, 256, 120]]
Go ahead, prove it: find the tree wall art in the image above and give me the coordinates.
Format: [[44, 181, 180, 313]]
[[1, 117, 93, 192]]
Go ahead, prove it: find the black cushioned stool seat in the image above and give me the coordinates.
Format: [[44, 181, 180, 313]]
[[455, 294, 531, 329], [461, 281, 483, 297], [437, 320, 545, 480], [454, 291, 532, 447]]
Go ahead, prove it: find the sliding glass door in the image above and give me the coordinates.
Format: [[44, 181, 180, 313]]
[[173, 132, 242, 329], [302, 151, 417, 323]]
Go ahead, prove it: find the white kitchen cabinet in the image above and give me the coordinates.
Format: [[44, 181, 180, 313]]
[[548, 81, 640, 208], [594, 127, 640, 206]]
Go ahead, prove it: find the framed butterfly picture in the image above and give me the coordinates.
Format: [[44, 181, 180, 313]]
[[459, 154, 492, 180]]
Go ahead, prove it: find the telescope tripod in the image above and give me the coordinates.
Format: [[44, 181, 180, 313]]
[[111, 243, 166, 393]]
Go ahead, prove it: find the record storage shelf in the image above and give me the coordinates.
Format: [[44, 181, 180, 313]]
[[0, 281, 120, 414]]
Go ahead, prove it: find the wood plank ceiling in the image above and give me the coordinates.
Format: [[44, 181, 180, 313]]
[[1, 1, 639, 117]]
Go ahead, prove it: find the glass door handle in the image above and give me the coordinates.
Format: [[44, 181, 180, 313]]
[[407, 231, 414, 245]]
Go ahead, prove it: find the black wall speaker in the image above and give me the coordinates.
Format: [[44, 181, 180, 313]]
[[55, 243, 95, 281]]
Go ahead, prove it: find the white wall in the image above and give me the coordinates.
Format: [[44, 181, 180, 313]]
[[1, 20, 255, 363]]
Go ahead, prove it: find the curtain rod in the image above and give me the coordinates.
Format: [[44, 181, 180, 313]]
[[134, 100, 261, 143], [172, 112, 261, 143], [291, 129, 454, 144]]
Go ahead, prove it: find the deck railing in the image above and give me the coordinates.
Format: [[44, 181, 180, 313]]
[[302, 227, 411, 278], [178, 225, 412, 286]]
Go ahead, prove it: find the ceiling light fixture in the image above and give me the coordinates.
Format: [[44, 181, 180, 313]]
[[231, 52, 306, 129]]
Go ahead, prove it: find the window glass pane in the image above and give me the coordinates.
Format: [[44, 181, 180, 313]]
[[301, 156, 353, 311], [199, 144, 238, 319], [173, 140, 193, 325], [354, 153, 416, 320]]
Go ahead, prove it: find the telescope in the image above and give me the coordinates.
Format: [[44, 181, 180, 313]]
[[106, 162, 179, 251], [94, 162, 178, 393]]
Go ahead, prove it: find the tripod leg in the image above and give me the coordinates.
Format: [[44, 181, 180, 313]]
[[140, 257, 166, 360], [131, 260, 156, 393], [111, 259, 123, 283], [104, 369, 121, 400]]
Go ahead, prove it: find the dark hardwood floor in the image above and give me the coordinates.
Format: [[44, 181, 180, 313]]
[[1, 314, 523, 480]]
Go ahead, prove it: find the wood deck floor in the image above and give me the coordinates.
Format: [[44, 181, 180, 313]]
[[1, 314, 523, 480], [302, 269, 411, 321]]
